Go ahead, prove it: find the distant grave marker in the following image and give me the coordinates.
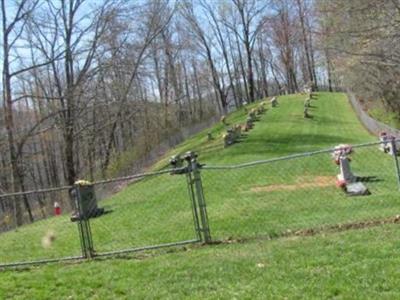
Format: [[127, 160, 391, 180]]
[[270, 97, 278, 107], [379, 132, 399, 155]]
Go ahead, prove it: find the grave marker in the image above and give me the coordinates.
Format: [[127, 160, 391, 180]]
[[245, 117, 254, 131], [303, 107, 310, 118], [270, 97, 278, 107], [220, 115, 227, 125]]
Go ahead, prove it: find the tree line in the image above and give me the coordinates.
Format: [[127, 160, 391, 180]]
[[318, 0, 400, 112]]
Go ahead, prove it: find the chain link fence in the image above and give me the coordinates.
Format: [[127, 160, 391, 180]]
[[88, 169, 202, 257], [202, 140, 400, 240], [347, 91, 400, 137], [0, 187, 83, 267], [1, 140, 400, 268]]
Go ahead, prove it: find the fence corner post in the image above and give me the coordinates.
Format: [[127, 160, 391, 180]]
[[186, 152, 212, 244]]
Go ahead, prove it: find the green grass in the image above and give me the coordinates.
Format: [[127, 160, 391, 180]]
[[2, 92, 400, 298], [2, 224, 400, 299]]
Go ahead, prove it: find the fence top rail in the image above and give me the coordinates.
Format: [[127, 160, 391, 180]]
[[203, 139, 394, 170], [0, 167, 185, 199], [93, 167, 185, 185], [0, 185, 72, 199]]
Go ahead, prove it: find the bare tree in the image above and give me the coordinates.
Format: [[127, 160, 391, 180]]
[[1, 0, 41, 224], [222, 0, 269, 102]]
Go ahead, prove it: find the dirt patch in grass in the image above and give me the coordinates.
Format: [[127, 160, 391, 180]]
[[251, 176, 335, 192], [215, 215, 400, 246]]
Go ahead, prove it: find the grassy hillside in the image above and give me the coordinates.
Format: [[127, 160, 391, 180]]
[[2, 92, 399, 299]]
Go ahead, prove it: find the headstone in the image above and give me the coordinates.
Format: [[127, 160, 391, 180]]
[[257, 103, 266, 114], [379, 132, 399, 155], [249, 109, 257, 122], [337, 156, 356, 184], [271, 97, 277, 107], [220, 115, 227, 125], [245, 117, 254, 131], [70, 181, 105, 221], [223, 130, 235, 147], [234, 124, 242, 139], [304, 107, 310, 118], [304, 98, 311, 108], [379, 132, 390, 152]]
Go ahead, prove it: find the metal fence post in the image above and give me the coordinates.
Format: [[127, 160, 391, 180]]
[[187, 152, 212, 244], [73, 184, 94, 258], [185, 170, 202, 241], [390, 139, 400, 190]]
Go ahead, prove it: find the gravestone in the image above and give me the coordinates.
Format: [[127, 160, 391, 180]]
[[220, 115, 227, 125], [70, 181, 105, 221], [303, 107, 310, 118], [331, 144, 370, 195], [379, 132, 390, 152], [233, 124, 242, 139], [337, 156, 355, 184], [257, 103, 266, 114], [223, 129, 235, 147], [271, 97, 277, 107], [249, 109, 257, 122], [379, 132, 399, 155], [245, 117, 254, 131], [304, 98, 311, 108]]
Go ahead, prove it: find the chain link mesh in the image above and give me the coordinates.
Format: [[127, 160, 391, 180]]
[[1, 140, 399, 267], [0, 188, 82, 266], [202, 141, 400, 240], [89, 171, 199, 256]]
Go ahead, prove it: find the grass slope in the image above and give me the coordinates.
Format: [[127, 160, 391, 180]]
[[2, 92, 400, 299], [2, 224, 400, 299]]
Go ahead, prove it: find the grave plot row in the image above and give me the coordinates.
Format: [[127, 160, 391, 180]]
[[209, 97, 280, 148], [221, 100, 272, 148]]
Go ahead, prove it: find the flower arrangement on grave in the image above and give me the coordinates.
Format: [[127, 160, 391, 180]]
[[332, 144, 353, 165]]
